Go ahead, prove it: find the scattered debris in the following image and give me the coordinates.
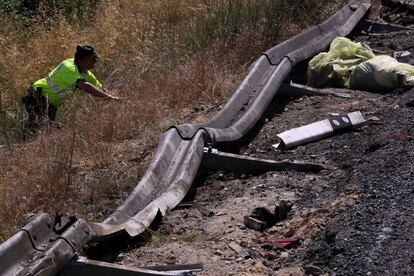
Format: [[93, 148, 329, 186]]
[[61, 256, 203, 275], [244, 201, 291, 231], [244, 216, 267, 232], [354, 19, 414, 34], [382, 0, 414, 26], [227, 242, 244, 255], [193, 203, 214, 217], [227, 242, 250, 259], [203, 148, 330, 173], [177, 202, 214, 217], [273, 111, 366, 149], [278, 82, 352, 98], [283, 227, 296, 237], [262, 237, 299, 250], [367, 116, 381, 121], [367, 116, 383, 125], [394, 51, 414, 65], [365, 138, 390, 153]]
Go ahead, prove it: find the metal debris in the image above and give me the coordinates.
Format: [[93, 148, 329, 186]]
[[244, 201, 291, 232], [203, 148, 330, 174], [273, 111, 366, 149], [353, 19, 414, 34], [59, 256, 200, 275], [278, 82, 352, 98]]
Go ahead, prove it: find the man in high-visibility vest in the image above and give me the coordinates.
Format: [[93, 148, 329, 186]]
[[22, 44, 119, 128]]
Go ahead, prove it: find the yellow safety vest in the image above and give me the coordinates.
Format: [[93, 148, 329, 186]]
[[33, 58, 102, 106]]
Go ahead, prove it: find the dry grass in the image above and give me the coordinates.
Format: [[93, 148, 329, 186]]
[[0, 0, 347, 241]]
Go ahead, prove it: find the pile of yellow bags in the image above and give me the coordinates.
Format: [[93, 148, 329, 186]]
[[307, 37, 414, 91]]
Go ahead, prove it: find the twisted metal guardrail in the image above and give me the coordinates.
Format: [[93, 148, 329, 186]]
[[94, 2, 370, 238], [0, 2, 371, 275]]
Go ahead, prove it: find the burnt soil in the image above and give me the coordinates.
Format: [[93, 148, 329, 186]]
[[116, 12, 414, 276]]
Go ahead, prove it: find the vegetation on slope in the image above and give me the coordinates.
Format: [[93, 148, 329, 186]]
[[0, 0, 348, 241]]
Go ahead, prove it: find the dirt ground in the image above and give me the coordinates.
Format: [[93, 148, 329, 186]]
[[115, 9, 414, 276]]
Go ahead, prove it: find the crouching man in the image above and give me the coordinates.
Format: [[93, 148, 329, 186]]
[[22, 44, 119, 128]]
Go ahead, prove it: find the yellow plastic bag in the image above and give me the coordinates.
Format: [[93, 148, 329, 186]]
[[350, 55, 414, 91], [307, 37, 375, 88]]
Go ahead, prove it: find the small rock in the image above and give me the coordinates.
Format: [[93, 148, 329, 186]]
[[304, 264, 324, 275], [214, 250, 223, 256], [367, 116, 380, 121], [274, 266, 304, 276], [217, 173, 225, 180], [228, 241, 244, 254], [280, 252, 289, 258], [284, 227, 296, 237], [264, 252, 278, 261]]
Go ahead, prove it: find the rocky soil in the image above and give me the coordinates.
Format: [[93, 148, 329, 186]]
[[115, 6, 414, 276]]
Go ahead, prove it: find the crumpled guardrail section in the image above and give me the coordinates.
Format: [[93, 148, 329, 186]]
[[93, 2, 370, 238], [0, 213, 94, 276]]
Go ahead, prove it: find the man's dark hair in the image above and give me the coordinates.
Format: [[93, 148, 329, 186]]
[[75, 44, 99, 61]]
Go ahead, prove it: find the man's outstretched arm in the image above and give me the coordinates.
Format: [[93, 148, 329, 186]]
[[76, 80, 119, 100]]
